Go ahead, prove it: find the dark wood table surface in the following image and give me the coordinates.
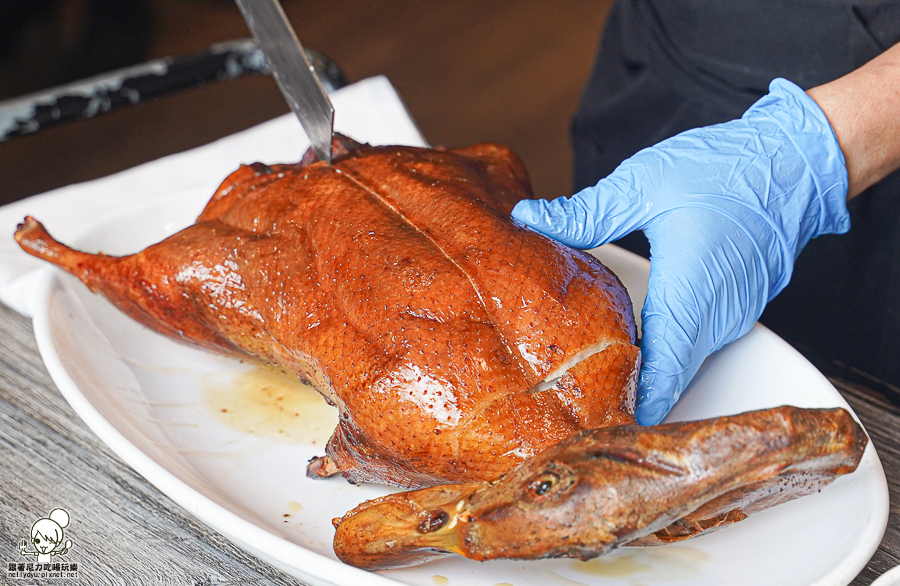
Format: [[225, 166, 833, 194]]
[[0, 296, 898, 585]]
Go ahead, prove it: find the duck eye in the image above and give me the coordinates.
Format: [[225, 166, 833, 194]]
[[417, 510, 449, 533], [527, 472, 560, 498]]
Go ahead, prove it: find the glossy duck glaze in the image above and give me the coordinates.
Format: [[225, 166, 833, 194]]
[[15, 135, 639, 488]]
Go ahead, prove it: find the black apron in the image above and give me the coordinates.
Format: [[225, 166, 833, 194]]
[[573, 0, 900, 386]]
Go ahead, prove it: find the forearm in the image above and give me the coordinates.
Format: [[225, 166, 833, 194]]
[[808, 43, 900, 199]]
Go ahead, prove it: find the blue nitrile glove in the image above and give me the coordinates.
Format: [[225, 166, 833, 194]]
[[513, 79, 851, 425]]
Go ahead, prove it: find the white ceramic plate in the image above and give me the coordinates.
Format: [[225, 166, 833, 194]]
[[873, 566, 900, 586], [32, 190, 888, 586]]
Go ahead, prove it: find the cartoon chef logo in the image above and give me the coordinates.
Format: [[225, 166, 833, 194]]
[[19, 509, 73, 563]]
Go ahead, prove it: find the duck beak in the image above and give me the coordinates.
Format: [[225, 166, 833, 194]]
[[332, 481, 482, 570]]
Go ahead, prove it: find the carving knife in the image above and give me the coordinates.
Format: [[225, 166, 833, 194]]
[[234, 0, 334, 163]]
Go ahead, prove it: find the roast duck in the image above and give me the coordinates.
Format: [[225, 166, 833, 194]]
[[15, 135, 866, 569]]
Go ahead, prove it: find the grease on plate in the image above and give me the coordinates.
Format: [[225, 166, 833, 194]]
[[567, 547, 708, 581], [202, 367, 337, 444], [548, 573, 590, 586]]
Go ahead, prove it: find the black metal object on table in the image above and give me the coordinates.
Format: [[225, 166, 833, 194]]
[[0, 38, 348, 142]]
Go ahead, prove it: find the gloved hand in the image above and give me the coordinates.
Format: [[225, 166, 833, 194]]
[[513, 79, 851, 425]]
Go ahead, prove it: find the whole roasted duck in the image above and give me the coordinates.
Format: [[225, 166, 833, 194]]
[[15, 135, 640, 489], [14, 136, 868, 569]]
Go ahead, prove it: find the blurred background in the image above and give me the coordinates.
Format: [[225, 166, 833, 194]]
[[0, 0, 615, 206]]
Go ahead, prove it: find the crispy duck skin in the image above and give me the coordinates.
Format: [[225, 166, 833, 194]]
[[332, 406, 867, 570], [14, 135, 639, 489]]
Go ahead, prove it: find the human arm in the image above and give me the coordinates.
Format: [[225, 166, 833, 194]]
[[808, 42, 900, 199], [513, 43, 900, 425]]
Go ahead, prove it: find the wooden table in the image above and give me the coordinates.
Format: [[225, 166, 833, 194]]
[[0, 297, 897, 585]]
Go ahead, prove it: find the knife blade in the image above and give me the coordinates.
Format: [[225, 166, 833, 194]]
[[234, 0, 334, 163]]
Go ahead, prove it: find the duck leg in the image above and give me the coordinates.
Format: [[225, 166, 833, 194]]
[[15, 215, 270, 359]]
